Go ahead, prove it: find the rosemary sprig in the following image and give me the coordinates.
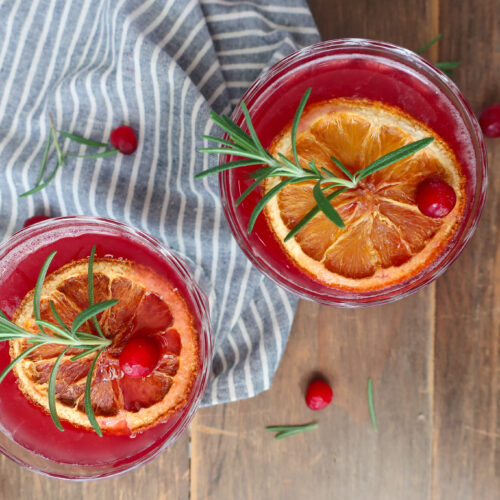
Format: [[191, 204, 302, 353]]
[[197, 89, 434, 240], [85, 347, 107, 436], [57, 130, 108, 148], [367, 377, 378, 432], [67, 150, 119, 159], [434, 61, 461, 72], [21, 117, 118, 198], [48, 347, 70, 432], [0, 245, 117, 435], [33, 250, 56, 335], [88, 245, 106, 339], [416, 33, 443, 54], [416, 34, 460, 75], [266, 422, 318, 440], [36, 131, 52, 186]]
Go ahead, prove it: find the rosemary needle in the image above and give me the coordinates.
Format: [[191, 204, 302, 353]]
[[416, 34, 460, 75], [266, 423, 318, 440], [367, 377, 378, 432], [416, 33, 443, 54]]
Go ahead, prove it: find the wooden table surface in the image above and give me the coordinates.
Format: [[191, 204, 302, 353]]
[[1, 0, 499, 499]]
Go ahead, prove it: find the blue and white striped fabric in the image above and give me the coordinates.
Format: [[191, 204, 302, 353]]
[[0, 0, 320, 405]]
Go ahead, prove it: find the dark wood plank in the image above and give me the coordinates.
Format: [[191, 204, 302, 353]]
[[433, 2, 500, 497], [433, 142, 500, 500], [191, 292, 435, 500], [309, 0, 439, 52], [0, 434, 190, 499]]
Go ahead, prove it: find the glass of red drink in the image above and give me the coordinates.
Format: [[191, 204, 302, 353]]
[[219, 39, 488, 306], [0, 216, 213, 479]]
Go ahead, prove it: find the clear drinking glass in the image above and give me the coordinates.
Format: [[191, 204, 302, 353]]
[[0, 216, 213, 479], [219, 39, 488, 307]]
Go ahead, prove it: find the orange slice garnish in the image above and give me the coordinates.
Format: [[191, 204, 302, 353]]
[[264, 98, 466, 291], [9, 258, 199, 435]]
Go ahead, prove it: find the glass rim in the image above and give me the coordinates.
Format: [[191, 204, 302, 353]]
[[219, 38, 488, 307], [0, 216, 213, 479]]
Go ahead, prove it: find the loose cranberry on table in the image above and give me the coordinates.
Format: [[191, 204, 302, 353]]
[[305, 379, 333, 410], [110, 125, 138, 155], [479, 103, 500, 138], [415, 177, 456, 218], [119, 336, 161, 378], [23, 215, 50, 228]]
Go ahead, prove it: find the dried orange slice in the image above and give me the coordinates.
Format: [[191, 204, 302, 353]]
[[264, 98, 466, 291], [9, 258, 199, 435]]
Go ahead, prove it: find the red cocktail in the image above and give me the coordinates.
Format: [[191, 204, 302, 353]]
[[0, 216, 212, 479], [219, 39, 487, 306]]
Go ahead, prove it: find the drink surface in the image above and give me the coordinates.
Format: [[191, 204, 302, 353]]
[[0, 225, 203, 468], [221, 50, 478, 303]]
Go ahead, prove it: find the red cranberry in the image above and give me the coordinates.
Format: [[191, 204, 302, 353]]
[[305, 379, 333, 410], [119, 336, 160, 378], [23, 215, 50, 228], [110, 125, 138, 154], [479, 103, 500, 138], [415, 177, 456, 218]]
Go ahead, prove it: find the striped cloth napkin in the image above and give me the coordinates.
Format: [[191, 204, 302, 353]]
[[0, 0, 320, 405]]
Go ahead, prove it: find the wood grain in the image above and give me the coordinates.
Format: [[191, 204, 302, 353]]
[[308, 0, 439, 54], [0, 434, 189, 500], [191, 293, 435, 500], [433, 139, 500, 500], [432, 2, 500, 499]]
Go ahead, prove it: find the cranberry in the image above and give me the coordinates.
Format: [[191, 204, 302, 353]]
[[479, 103, 500, 138], [305, 379, 333, 410], [119, 336, 160, 378], [415, 177, 456, 218], [110, 125, 138, 154], [23, 215, 50, 228]]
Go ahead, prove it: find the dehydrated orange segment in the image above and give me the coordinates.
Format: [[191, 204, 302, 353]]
[[159, 328, 181, 356], [56, 273, 111, 336], [40, 291, 81, 332], [359, 123, 410, 167], [264, 98, 466, 291], [9, 258, 199, 435], [277, 182, 317, 228], [310, 111, 371, 172], [120, 372, 172, 412], [133, 292, 173, 336], [157, 355, 180, 376], [293, 192, 362, 261], [324, 217, 379, 279], [296, 212, 343, 261], [56, 380, 85, 407], [294, 133, 343, 176], [26, 343, 80, 361], [373, 154, 449, 206], [57, 273, 110, 310], [370, 215, 411, 268], [32, 356, 92, 408], [34, 357, 92, 385], [103, 277, 144, 340], [379, 200, 441, 253], [78, 355, 121, 417]]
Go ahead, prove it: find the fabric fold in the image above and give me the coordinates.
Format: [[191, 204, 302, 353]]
[[0, 0, 320, 405]]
